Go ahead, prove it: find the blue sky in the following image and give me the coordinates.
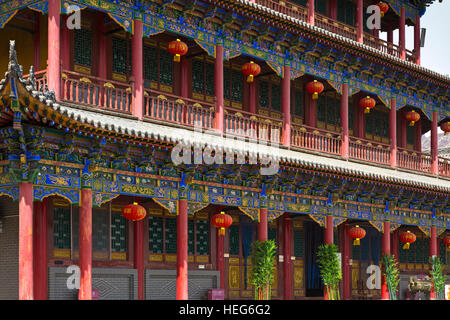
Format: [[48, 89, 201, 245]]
[[381, 2, 450, 76]]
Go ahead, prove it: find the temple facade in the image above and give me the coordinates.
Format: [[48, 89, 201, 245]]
[[0, 0, 449, 300]]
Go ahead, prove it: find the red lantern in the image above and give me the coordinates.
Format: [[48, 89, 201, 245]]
[[440, 122, 450, 135], [405, 110, 420, 126], [360, 96, 376, 114], [306, 80, 324, 100], [377, 1, 389, 17], [211, 211, 233, 236], [122, 202, 146, 221], [241, 61, 261, 83], [443, 235, 450, 251], [348, 225, 366, 246], [400, 230, 416, 250], [167, 39, 188, 62]]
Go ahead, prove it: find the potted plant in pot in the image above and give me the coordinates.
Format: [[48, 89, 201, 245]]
[[249, 240, 277, 300], [316, 243, 342, 300]]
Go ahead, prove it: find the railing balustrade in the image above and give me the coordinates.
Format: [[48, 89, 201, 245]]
[[349, 137, 391, 165], [291, 125, 342, 155]]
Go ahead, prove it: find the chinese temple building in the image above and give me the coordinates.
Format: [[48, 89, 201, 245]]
[[0, 0, 449, 300]]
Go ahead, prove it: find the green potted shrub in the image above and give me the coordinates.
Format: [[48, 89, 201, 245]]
[[249, 240, 277, 300], [429, 255, 446, 300], [316, 243, 342, 300], [381, 254, 400, 300]]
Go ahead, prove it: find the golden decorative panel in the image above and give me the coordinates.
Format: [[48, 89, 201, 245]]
[[149, 254, 163, 262], [352, 268, 359, 289], [74, 64, 91, 75], [111, 252, 127, 260], [160, 84, 173, 93], [166, 254, 177, 262], [112, 72, 127, 82], [294, 267, 304, 289], [294, 289, 304, 296], [229, 265, 240, 289], [53, 249, 70, 258], [196, 256, 210, 263], [93, 251, 108, 260], [228, 290, 240, 298], [229, 257, 240, 265], [293, 220, 303, 229], [241, 290, 252, 297]]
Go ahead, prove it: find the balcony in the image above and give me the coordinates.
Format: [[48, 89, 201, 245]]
[[25, 70, 450, 179], [253, 0, 416, 62]]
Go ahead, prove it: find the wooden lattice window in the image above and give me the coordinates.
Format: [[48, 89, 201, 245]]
[[399, 235, 429, 265], [229, 225, 240, 255], [196, 220, 210, 255], [143, 42, 173, 92], [268, 227, 277, 242], [317, 92, 340, 129], [165, 218, 177, 254], [92, 209, 109, 252], [337, 0, 355, 26], [258, 78, 281, 111], [224, 67, 244, 103], [365, 109, 389, 138], [74, 28, 92, 67], [406, 125, 415, 147], [291, 0, 307, 7], [192, 57, 215, 97], [188, 219, 195, 255], [112, 37, 131, 75], [315, 0, 327, 15], [111, 212, 127, 253], [143, 45, 158, 82], [292, 89, 304, 117], [53, 207, 71, 249], [294, 229, 304, 258], [149, 216, 164, 253]]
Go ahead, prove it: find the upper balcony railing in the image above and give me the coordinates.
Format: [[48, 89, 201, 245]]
[[253, 0, 416, 62], [21, 70, 450, 179]]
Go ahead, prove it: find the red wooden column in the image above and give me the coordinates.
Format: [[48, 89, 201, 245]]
[[281, 66, 291, 147], [48, 0, 61, 100], [33, 199, 48, 300], [415, 118, 422, 152], [132, 19, 144, 120], [356, 0, 363, 43], [341, 84, 349, 159], [381, 221, 391, 300], [387, 24, 394, 55], [399, 7, 406, 60], [249, 81, 256, 114], [180, 56, 188, 98], [33, 12, 40, 71], [79, 188, 92, 300], [431, 112, 438, 175], [258, 208, 268, 242], [283, 215, 292, 300], [391, 228, 399, 260], [134, 220, 145, 300], [215, 45, 224, 133], [19, 182, 34, 300], [389, 99, 397, 167], [216, 227, 225, 289], [414, 15, 421, 65], [342, 223, 351, 300], [429, 226, 437, 299], [306, 86, 317, 128], [323, 215, 333, 300], [307, 0, 315, 25], [400, 110, 407, 148], [177, 198, 188, 300]]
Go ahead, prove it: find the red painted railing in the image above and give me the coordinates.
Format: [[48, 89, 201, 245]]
[[291, 125, 342, 155], [397, 148, 432, 173], [315, 13, 357, 41], [144, 91, 215, 130], [349, 137, 391, 165], [255, 0, 307, 22], [438, 157, 450, 177], [224, 109, 281, 143], [23, 69, 48, 92], [61, 70, 132, 113]]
